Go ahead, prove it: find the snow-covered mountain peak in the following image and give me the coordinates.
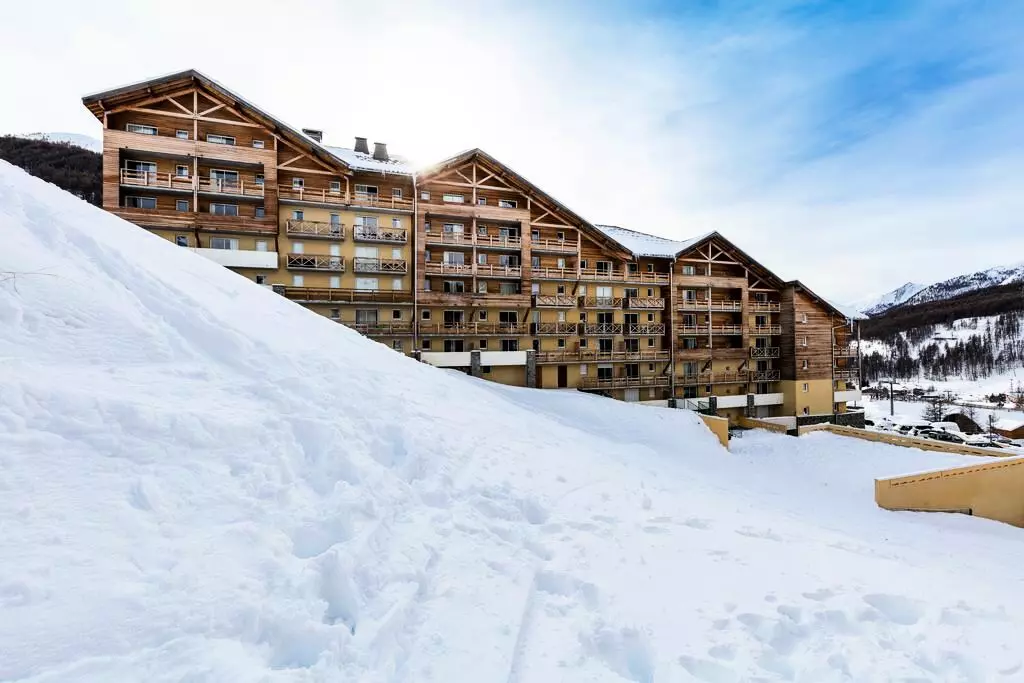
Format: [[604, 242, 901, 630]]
[[16, 131, 102, 153], [849, 281, 926, 316]]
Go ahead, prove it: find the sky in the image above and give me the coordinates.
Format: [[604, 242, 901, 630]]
[[2, 0, 1023, 304]]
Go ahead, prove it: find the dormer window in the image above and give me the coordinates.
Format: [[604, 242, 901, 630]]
[[292, 177, 305, 190], [498, 199, 517, 208]]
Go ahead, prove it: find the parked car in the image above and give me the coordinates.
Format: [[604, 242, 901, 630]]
[[928, 422, 962, 434], [924, 430, 969, 445], [864, 419, 875, 427]]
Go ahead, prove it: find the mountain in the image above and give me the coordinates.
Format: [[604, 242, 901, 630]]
[[5, 160, 1024, 680], [18, 131, 102, 153], [850, 282, 926, 316], [901, 263, 1024, 308]]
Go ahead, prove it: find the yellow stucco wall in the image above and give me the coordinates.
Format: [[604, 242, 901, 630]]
[[700, 414, 730, 449], [781, 378, 833, 416]]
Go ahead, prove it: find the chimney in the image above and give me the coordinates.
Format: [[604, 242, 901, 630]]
[[302, 128, 323, 143], [354, 136, 369, 154], [373, 142, 389, 161]]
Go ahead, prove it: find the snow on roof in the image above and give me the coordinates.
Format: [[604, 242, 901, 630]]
[[824, 297, 869, 321], [994, 418, 1024, 431], [323, 145, 414, 176], [593, 224, 711, 258]]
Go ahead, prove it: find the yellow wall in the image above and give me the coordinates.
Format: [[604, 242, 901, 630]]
[[736, 416, 789, 434], [801, 424, 1014, 457], [782, 378, 833, 416], [876, 457, 1024, 528], [700, 414, 730, 449]]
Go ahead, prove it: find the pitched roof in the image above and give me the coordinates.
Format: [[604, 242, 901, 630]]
[[323, 145, 413, 176], [594, 225, 711, 258]]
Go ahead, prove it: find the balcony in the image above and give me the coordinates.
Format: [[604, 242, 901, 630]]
[[833, 369, 859, 381], [476, 234, 522, 250], [353, 226, 408, 244], [579, 375, 670, 390], [287, 254, 344, 272], [751, 301, 782, 313], [107, 128, 276, 167], [625, 323, 665, 336], [284, 287, 412, 304], [750, 346, 780, 359], [350, 192, 414, 212], [286, 220, 344, 239], [711, 325, 744, 336], [578, 269, 670, 284], [477, 264, 522, 279], [627, 297, 665, 309], [679, 299, 742, 312], [537, 349, 670, 363], [279, 186, 346, 206], [189, 247, 277, 269], [197, 176, 264, 199], [678, 372, 749, 386], [418, 323, 528, 336], [531, 238, 577, 254], [676, 275, 748, 289], [424, 232, 473, 247], [424, 262, 473, 277], [677, 325, 710, 336], [834, 345, 858, 357], [120, 169, 193, 193], [675, 347, 713, 360], [750, 370, 781, 382], [340, 321, 414, 336], [534, 322, 579, 336], [835, 389, 863, 403], [749, 325, 782, 335], [582, 323, 624, 335], [532, 266, 577, 281], [624, 271, 671, 285], [533, 294, 576, 308], [420, 291, 530, 308], [353, 258, 408, 274], [581, 297, 623, 309]]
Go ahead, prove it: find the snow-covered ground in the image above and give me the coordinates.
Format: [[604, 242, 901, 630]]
[[4, 161, 1024, 681]]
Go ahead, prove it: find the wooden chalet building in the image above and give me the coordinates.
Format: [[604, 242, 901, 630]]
[[82, 69, 861, 420]]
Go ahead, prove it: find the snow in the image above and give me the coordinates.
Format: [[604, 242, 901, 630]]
[[593, 224, 710, 258], [16, 132, 102, 153], [323, 145, 414, 176], [5, 160, 1024, 680], [847, 282, 926, 316]]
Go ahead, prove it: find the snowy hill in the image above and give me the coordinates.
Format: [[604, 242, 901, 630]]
[[16, 131, 102, 153], [849, 282, 926, 316], [5, 161, 1024, 681]]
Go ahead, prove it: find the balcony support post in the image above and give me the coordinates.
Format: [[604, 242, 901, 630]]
[[525, 349, 537, 388], [470, 349, 482, 378]]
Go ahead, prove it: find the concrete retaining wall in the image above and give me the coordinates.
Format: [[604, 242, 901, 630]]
[[736, 416, 790, 434], [700, 414, 730, 449], [799, 424, 1015, 458]]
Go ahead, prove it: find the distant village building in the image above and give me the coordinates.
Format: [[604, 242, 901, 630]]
[[993, 419, 1024, 440]]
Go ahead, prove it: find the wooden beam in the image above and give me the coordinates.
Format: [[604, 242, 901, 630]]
[[168, 97, 192, 115], [275, 166, 334, 176], [198, 103, 225, 117], [278, 154, 305, 169], [108, 87, 197, 114]]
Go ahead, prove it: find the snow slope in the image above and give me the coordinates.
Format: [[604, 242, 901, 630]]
[[15, 132, 102, 153], [848, 282, 925, 316], [4, 161, 1024, 681], [905, 262, 1024, 308]]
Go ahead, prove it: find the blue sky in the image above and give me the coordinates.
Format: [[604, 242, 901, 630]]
[[1, 0, 1022, 303]]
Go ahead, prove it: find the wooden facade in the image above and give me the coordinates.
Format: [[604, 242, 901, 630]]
[[83, 69, 859, 415]]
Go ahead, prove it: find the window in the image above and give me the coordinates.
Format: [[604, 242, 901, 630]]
[[421, 191, 430, 200], [252, 139, 265, 149], [329, 308, 340, 319], [206, 133, 235, 145], [392, 188, 403, 199], [499, 311, 518, 325], [580, 259, 588, 269], [556, 231, 565, 241], [392, 218, 402, 229], [647, 288, 654, 296], [391, 248, 402, 260], [648, 338, 655, 347], [501, 339, 519, 351], [291, 210, 304, 220], [422, 339, 431, 350], [531, 256, 540, 268], [684, 289, 696, 301], [329, 276, 341, 288], [255, 206, 266, 218], [256, 275, 267, 285], [478, 225, 488, 236], [392, 278, 403, 290], [628, 263, 638, 274], [255, 173, 264, 186], [556, 338, 566, 348], [800, 312, 808, 323], [647, 313, 654, 321], [292, 177, 304, 190], [802, 359, 809, 370], [175, 235, 188, 247], [682, 265, 696, 276], [646, 263, 654, 272], [442, 222, 464, 235], [479, 339, 488, 350], [498, 199, 517, 208], [443, 280, 465, 293], [127, 123, 157, 135], [330, 180, 342, 194], [125, 196, 157, 209], [478, 310, 488, 321], [442, 193, 465, 203], [355, 277, 379, 291], [209, 169, 239, 190], [478, 254, 488, 265], [477, 197, 487, 206], [175, 199, 189, 212], [210, 203, 239, 216], [801, 336, 808, 347], [499, 283, 519, 295], [756, 315, 768, 327], [580, 338, 588, 348], [444, 339, 464, 352], [682, 337, 697, 349], [422, 310, 431, 320], [478, 282, 488, 294], [392, 309, 402, 320], [599, 338, 613, 353], [355, 184, 378, 197], [802, 383, 809, 393], [124, 159, 156, 174], [392, 340, 404, 352], [209, 237, 239, 250], [175, 129, 188, 139], [291, 242, 305, 254], [355, 309, 378, 324], [482, 366, 492, 374], [292, 275, 305, 286], [443, 251, 465, 265], [175, 165, 190, 177]]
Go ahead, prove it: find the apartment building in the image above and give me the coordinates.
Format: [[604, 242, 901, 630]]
[[82, 69, 860, 419]]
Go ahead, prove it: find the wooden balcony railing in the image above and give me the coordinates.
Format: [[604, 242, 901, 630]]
[[286, 220, 344, 239], [579, 375, 670, 390], [197, 176, 264, 198], [750, 370, 781, 382], [533, 294, 576, 307], [353, 226, 408, 244], [536, 349, 669, 363], [582, 323, 624, 335], [424, 262, 473, 276], [340, 321, 414, 336], [476, 264, 522, 278], [418, 323, 528, 336], [287, 254, 344, 272], [711, 325, 745, 336], [833, 369, 859, 381], [579, 268, 624, 282], [424, 232, 472, 246], [834, 345, 857, 357], [623, 271, 671, 284], [750, 301, 782, 313], [675, 275, 748, 289], [750, 325, 782, 335], [532, 266, 577, 280], [678, 372, 752, 385], [534, 322, 579, 336], [677, 325, 710, 336], [581, 297, 623, 308], [750, 346, 780, 359], [283, 287, 412, 304], [477, 234, 522, 249], [530, 238, 577, 254], [625, 323, 666, 336], [679, 299, 743, 312], [627, 297, 665, 309], [353, 258, 408, 274], [279, 187, 347, 205], [120, 169, 194, 191], [676, 324, 744, 336], [579, 269, 669, 284], [350, 192, 414, 211]]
